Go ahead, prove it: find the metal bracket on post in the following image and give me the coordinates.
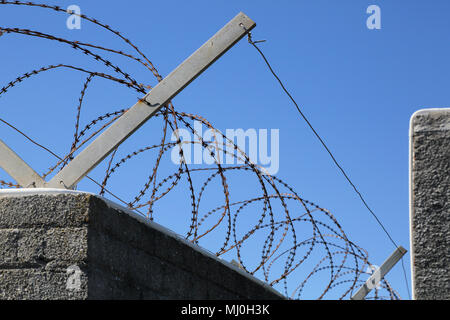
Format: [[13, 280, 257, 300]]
[[0, 12, 255, 190], [0, 139, 45, 188], [44, 12, 255, 189], [351, 246, 407, 300]]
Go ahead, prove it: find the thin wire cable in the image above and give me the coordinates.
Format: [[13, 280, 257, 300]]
[[0, 117, 61, 159], [243, 28, 411, 299]]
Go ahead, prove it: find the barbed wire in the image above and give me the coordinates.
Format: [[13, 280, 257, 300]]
[[0, 1, 401, 300]]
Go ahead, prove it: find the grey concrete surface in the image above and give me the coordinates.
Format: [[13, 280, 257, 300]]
[[410, 108, 450, 300], [0, 189, 284, 300]]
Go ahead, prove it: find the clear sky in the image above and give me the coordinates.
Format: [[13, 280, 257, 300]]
[[1, 0, 449, 299]]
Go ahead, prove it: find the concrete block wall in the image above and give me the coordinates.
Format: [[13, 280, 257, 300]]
[[0, 189, 284, 300], [410, 108, 450, 300]]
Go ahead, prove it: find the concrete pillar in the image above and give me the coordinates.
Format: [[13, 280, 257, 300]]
[[410, 108, 450, 300], [0, 189, 284, 300]]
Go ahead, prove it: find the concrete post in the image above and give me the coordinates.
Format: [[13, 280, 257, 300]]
[[0, 189, 284, 300], [410, 108, 450, 300]]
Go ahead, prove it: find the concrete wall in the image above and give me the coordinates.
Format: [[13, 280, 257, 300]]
[[0, 189, 284, 300], [410, 108, 450, 300]]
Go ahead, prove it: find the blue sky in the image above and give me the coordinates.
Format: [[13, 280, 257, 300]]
[[1, 0, 449, 299]]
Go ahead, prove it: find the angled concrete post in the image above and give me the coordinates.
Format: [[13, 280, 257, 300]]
[[409, 108, 450, 300], [0, 189, 283, 300]]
